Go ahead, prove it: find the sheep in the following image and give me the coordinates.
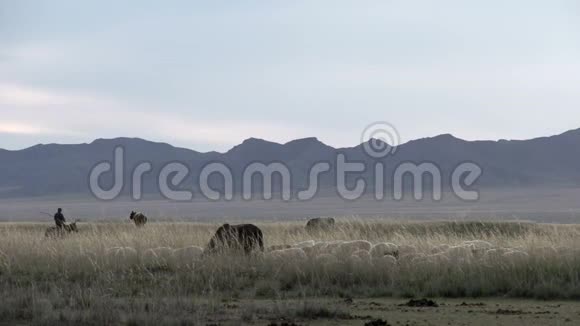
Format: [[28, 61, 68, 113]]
[[397, 244, 418, 256], [141, 249, 157, 265], [115, 246, 138, 257], [267, 245, 292, 252], [353, 256, 372, 267], [481, 248, 508, 264], [292, 240, 316, 249], [410, 256, 430, 266], [322, 241, 345, 255], [430, 244, 451, 254], [153, 247, 174, 257], [267, 248, 308, 263], [413, 253, 451, 266], [172, 246, 204, 263], [496, 250, 530, 267], [106, 247, 128, 266], [460, 240, 494, 258], [370, 243, 399, 259], [316, 253, 339, 266], [302, 245, 323, 258], [351, 249, 372, 263], [399, 253, 426, 264], [433, 252, 452, 263], [312, 241, 330, 250], [335, 240, 372, 258], [106, 247, 139, 265], [445, 245, 475, 261], [372, 255, 398, 269], [462, 240, 494, 250], [503, 250, 529, 260], [142, 247, 174, 266]]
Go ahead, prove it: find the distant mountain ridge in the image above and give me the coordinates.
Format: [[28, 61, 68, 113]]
[[1, 129, 580, 198]]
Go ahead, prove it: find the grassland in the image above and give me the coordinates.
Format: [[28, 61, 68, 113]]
[[0, 220, 579, 325]]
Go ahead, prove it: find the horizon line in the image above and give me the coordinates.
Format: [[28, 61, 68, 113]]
[[1, 126, 579, 154]]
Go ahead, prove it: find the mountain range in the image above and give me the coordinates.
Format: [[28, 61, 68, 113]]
[[1, 129, 580, 199]]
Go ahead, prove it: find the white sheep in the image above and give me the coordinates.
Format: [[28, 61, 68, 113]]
[[107, 247, 138, 265], [335, 240, 372, 258], [445, 245, 475, 261], [462, 240, 494, 250], [372, 255, 398, 269], [312, 241, 330, 250], [481, 248, 507, 264], [398, 253, 426, 264], [117, 246, 138, 257], [397, 244, 418, 256], [351, 249, 372, 263], [503, 250, 529, 261], [302, 243, 328, 258], [267, 245, 292, 252], [267, 248, 308, 263], [293, 240, 316, 249], [323, 241, 345, 255], [316, 253, 339, 265], [430, 244, 451, 254], [142, 247, 174, 266], [370, 243, 399, 258], [298, 241, 330, 257], [413, 253, 451, 266], [433, 252, 452, 263]]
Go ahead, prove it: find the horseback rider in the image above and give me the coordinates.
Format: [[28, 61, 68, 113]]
[[54, 208, 66, 229]]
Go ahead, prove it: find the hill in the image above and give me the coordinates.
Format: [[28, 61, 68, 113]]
[[1, 129, 580, 198]]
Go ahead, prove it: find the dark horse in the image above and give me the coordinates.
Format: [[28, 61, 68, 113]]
[[306, 217, 335, 232], [206, 224, 264, 254], [130, 211, 148, 227], [45, 221, 78, 238]]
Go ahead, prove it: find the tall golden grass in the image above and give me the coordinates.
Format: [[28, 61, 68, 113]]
[[1, 219, 579, 325]]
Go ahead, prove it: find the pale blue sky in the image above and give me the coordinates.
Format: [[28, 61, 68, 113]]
[[1, 1, 580, 152]]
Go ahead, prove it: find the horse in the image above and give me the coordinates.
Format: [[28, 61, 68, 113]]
[[45, 221, 78, 238], [129, 211, 148, 227], [206, 223, 264, 254], [306, 217, 336, 232]]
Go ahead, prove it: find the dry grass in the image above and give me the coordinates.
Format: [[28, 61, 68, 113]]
[[1, 219, 580, 325]]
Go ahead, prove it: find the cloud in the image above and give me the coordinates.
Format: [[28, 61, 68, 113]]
[[0, 83, 334, 150], [2, 1, 580, 150], [0, 122, 65, 135], [149, 117, 324, 148], [0, 84, 85, 107]]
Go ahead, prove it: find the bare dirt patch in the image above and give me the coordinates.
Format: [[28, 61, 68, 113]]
[[399, 299, 440, 308]]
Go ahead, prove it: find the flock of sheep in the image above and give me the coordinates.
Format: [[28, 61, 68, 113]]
[[258, 239, 537, 268], [105, 238, 546, 270], [80, 216, 576, 269]]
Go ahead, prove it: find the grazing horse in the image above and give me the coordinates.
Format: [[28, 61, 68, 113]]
[[306, 217, 335, 232], [206, 223, 264, 254], [45, 221, 78, 238], [130, 211, 147, 227]]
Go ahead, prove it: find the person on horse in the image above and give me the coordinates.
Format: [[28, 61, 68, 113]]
[[54, 208, 66, 229]]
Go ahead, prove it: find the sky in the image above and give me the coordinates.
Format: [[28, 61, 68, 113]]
[[1, 0, 580, 152]]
